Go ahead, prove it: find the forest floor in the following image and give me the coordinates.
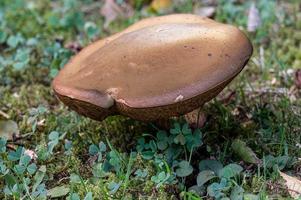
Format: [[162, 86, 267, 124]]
[[0, 0, 301, 199]]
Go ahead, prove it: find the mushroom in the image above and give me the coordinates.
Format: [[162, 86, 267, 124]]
[[52, 14, 253, 121]]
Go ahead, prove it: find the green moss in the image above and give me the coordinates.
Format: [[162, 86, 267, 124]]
[[0, 0, 300, 199]]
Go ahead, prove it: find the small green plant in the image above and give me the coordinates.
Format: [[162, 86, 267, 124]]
[[136, 122, 203, 188], [0, 0, 300, 199], [27, 105, 48, 133], [0, 138, 47, 199], [89, 141, 107, 162], [137, 123, 202, 164]]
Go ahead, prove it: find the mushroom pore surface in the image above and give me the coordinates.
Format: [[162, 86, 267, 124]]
[[53, 14, 253, 121]]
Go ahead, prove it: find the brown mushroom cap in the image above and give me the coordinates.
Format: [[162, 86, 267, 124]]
[[53, 14, 253, 121]]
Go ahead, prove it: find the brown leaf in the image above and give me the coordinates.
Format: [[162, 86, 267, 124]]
[[100, 0, 134, 28], [184, 109, 207, 129], [193, 6, 216, 18], [100, 0, 122, 28], [279, 171, 301, 199], [120, 2, 134, 18], [150, 0, 172, 12], [295, 69, 301, 89], [247, 3, 261, 32]]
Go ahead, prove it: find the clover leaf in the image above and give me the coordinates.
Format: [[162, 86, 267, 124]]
[[170, 123, 181, 135], [175, 160, 193, 177], [89, 141, 107, 162], [156, 130, 169, 150]]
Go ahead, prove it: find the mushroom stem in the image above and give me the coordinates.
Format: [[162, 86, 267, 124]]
[[152, 118, 172, 130]]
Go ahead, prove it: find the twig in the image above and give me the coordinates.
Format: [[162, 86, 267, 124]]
[[6, 143, 17, 151], [0, 110, 9, 119], [58, 177, 70, 184], [7, 132, 35, 142]]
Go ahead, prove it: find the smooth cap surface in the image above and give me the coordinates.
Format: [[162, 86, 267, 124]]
[[53, 14, 253, 121]]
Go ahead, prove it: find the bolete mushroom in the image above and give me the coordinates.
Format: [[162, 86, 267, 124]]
[[52, 14, 253, 121]]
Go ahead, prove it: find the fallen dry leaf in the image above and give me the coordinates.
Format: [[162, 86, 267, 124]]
[[151, 0, 172, 12], [100, 0, 134, 28], [0, 120, 19, 140], [247, 3, 261, 32], [295, 69, 301, 89], [184, 109, 207, 129], [193, 6, 216, 18], [279, 171, 301, 199], [101, 0, 123, 28]]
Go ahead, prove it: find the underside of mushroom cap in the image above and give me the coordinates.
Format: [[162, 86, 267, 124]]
[[52, 14, 253, 121]]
